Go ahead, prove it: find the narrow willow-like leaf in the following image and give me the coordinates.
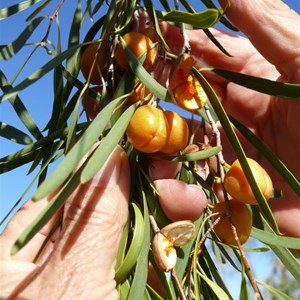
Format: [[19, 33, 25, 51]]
[[0, 69, 43, 141], [0, 150, 38, 174], [26, 0, 51, 21], [163, 8, 220, 29], [146, 285, 164, 300], [65, 91, 81, 153], [115, 203, 145, 283], [118, 279, 131, 299], [176, 217, 202, 280], [80, 103, 136, 183], [33, 97, 122, 201], [196, 0, 238, 31], [251, 228, 300, 249], [143, 0, 170, 51], [193, 69, 279, 233], [256, 279, 294, 300], [0, 16, 44, 60], [128, 198, 150, 300], [121, 37, 171, 102], [0, 122, 33, 145], [0, 43, 82, 103], [199, 272, 230, 300], [116, 217, 130, 270], [261, 222, 300, 284], [239, 267, 249, 300], [167, 145, 222, 162], [229, 116, 300, 197], [0, 0, 42, 20], [201, 247, 233, 299], [213, 69, 300, 99]]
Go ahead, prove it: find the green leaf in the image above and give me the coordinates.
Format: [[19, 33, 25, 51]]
[[26, 0, 52, 21], [128, 197, 150, 299], [166, 145, 222, 162], [0, 122, 33, 145], [0, 43, 81, 103], [213, 69, 300, 99], [199, 272, 230, 300], [33, 97, 122, 201], [121, 37, 171, 102], [115, 203, 145, 283], [0, 0, 42, 20], [251, 227, 300, 249], [256, 279, 294, 300], [80, 103, 136, 183], [163, 8, 220, 29], [0, 16, 44, 60], [0, 69, 43, 140], [239, 267, 249, 300]]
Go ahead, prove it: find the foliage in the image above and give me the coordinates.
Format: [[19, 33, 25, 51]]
[[1, 0, 300, 299]]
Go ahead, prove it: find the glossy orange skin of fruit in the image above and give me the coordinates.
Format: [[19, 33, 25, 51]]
[[80, 42, 106, 85], [212, 200, 253, 246], [126, 105, 168, 153], [115, 32, 158, 71], [82, 86, 102, 119], [160, 111, 189, 155], [224, 158, 273, 205]]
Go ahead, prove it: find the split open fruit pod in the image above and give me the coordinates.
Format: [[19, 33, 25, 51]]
[[152, 221, 195, 271], [169, 54, 208, 111]]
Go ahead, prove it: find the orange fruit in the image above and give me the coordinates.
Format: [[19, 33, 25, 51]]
[[224, 158, 273, 205], [126, 105, 168, 153], [212, 200, 253, 246], [80, 41, 107, 85], [160, 111, 189, 155], [115, 32, 158, 71]]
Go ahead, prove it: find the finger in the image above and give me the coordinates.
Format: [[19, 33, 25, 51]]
[[218, 0, 300, 82], [154, 179, 207, 222], [0, 188, 62, 262], [18, 145, 130, 299]]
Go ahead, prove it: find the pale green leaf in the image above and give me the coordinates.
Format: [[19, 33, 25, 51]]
[[163, 8, 220, 29]]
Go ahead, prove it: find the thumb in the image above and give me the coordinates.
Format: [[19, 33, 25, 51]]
[[219, 0, 300, 82], [20, 145, 130, 300]]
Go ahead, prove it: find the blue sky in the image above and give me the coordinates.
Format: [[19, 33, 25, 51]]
[[1, 0, 300, 297]]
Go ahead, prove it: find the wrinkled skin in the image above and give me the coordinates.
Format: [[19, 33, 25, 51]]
[[0, 0, 299, 299]]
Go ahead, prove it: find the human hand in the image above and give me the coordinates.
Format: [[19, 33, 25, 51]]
[[147, 0, 300, 254], [0, 146, 130, 299]]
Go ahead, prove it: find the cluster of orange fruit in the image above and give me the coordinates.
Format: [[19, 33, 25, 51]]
[[80, 29, 274, 251]]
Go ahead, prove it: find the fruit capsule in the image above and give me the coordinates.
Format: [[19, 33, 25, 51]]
[[80, 41, 107, 85], [212, 200, 253, 246], [152, 232, 177, 272], [115, 32, 158, 71], [126, 105, 168, 153], [160, 221, 195, 247], [82, 86, 102, 119], [169, 54, 208, 111], [224, 158, 273, 205], [159, 111, 189, 155]]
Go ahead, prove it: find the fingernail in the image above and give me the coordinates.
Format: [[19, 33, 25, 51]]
[[86, 146, 124, 189]]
